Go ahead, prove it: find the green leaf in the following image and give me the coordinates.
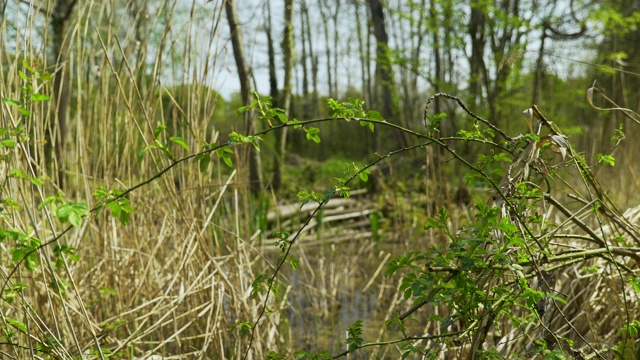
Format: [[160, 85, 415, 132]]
[[359, 168, 371, 182], [31, 93, 50, 102], [229, 320, 252, 336], [153, 125, 166, 139], [367, 110, 384, 121], [3, 98, 21, 106], [275, 112, 288, 124], [57, 204, 73, 219], [198, 154, 211, 172], [169, 136, 190, 151], [305, 127, 321, 143], [237, 105, 248, 115], [216, 147, 234, 167], [596, 153, 615, 167], [119, 211, 131, 225], [29, 176, 43, 186], [68, 212, 82, 227], [100, 287, 116, 297], [6, 318, 27, 333], [0, 139, 16, 148]]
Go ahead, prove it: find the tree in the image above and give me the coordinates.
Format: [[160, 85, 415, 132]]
[[272, 0, 294, 191], [50, 0, 77, 187], [224, 0, 262, 193], [368, 0, 407, 149]]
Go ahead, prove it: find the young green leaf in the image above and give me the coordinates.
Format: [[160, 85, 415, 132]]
[[169, 136, 190, 151]]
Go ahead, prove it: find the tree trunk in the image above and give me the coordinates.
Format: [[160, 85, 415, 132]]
[[319, 2, 333, 97], [50, 0, 77, 188], [331, 0, 341, 96], [300, 1, 309, 99], [368, 0, 406, 149], [303, 1, 319, 111], [353, 0, 368, 104], [468, 0, 487, 109], [272, 0, 294, 192], [266, 2, 279, 103], [532, 30, 547, 105], [224, 0, 262, 193]]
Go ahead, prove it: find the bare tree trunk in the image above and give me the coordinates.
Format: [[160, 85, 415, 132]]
[[410, 0, 427, 121], [532, 30, 546, 105], [266, 2, 279, 103], [50, 0, 77, 188], [353, 0, 368, 104], [300, 1, 309, 99], [468, 0, 487, 109], [331, 0, 341, 96], [128, 0, 149, 94], [366, 11, 373, 116], [225, 0, 262, 193], [273, 0, 294, 192], [303, 1, 319, 111], [368, 0, 406, 148], [319, 1, 333, 97], [266, 2, 280, 189]]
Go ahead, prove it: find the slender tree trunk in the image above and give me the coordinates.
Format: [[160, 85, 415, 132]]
[[532, 30, 546, 105], [300, 2, 309, 99], [368, 0, 406, 148], [365, 13, 373, 117], [410, 0, 426, 120], [331, 0, 341, 96], [266, 2, 279, 103], [302, 1, 319, 112], [430, 0, 442, 117], [468, 0, 486, 109], [128, 0, 149, 94], [353, 0, 368, 104], [273, 0, 294, 191], [225, 0, 262, 193], [319, 2, 333, 97], [50, 0, 77, 188]]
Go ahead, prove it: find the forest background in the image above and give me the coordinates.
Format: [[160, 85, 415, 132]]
[[1, 0, 640, 359]]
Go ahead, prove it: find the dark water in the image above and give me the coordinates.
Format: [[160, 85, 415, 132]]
[[284, 238, 401, 357]]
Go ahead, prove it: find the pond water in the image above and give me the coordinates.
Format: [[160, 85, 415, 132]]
[[282, 235, 421, 357]]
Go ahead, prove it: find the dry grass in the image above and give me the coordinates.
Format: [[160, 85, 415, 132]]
[[0, 1, 286, 358]]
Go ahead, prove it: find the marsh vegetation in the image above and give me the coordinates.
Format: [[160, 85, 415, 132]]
[[1, 1, 640, 359]]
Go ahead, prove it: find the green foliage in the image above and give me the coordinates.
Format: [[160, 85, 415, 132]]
[[52, 244, 79, 269], [216, 146, 234, 167], [94, 186, 134, 225], [345, 320, 364, 353], [618, 319, 640, 336], [596, 153, 615, 166], [2, 59, 52, 118], [0, 228, 41, 271], [229, 320, 252, 337], [139, 124, 191, 161], [1, 283, 28, 304], [238, 93, 288, 126], [266, 351, 287, 360], [250, 273, 272, 299], [426, 112, 447, 133], [327, 97, 383, 134]]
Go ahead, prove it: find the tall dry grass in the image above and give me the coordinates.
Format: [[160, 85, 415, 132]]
[[0, 1, 286, 358]]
